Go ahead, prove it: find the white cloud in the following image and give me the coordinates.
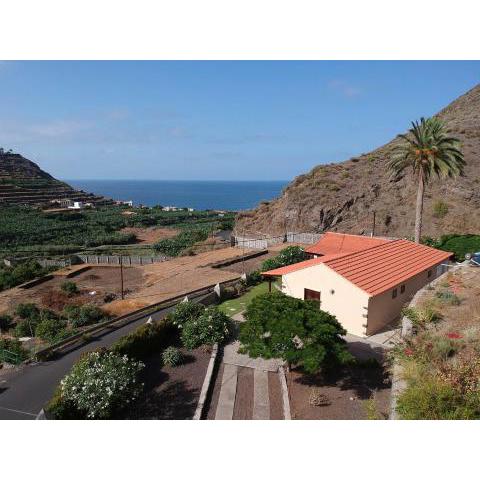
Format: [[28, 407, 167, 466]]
[[328, 79, 362, 98]]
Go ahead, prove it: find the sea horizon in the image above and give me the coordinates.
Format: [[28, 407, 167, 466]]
[[66, 179, 288, 211]]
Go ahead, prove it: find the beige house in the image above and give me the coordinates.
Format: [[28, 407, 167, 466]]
[[263, 235, 452, 337]]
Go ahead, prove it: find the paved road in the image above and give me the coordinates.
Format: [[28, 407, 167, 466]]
[[0, 302, 188, 420]]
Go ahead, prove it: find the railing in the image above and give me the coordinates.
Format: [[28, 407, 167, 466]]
[[233, 231, 322, 250], [0, 348, 23, 365], [77, 254, 169, 265]]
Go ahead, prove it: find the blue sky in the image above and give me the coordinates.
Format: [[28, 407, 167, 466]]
[[1, 61, 479, 181]]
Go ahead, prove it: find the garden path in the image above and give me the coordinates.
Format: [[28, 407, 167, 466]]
[[214, 311, 282, 420]]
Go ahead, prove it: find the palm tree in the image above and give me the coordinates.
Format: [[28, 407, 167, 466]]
[[388, 117, 465, 243]]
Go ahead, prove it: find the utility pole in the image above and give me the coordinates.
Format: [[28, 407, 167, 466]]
[[120, 256, 124, 300], [371, 211, 376, 237], [242, 228, 246, 275]]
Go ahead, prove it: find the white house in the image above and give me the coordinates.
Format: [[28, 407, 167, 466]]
[[263, 234, 452, 337]]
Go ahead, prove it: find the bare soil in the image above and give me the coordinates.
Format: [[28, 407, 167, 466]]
[[0, 247, 249, 319], [287, 364, 391, 420], [0, 266, 144, 316], [127, 346, 211, 419], [218, 242, 308, 275], [103, 247, 246, 316]]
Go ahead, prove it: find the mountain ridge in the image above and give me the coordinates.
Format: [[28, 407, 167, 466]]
[[235, 84, 480, 239], [0, 149, 111, 207]]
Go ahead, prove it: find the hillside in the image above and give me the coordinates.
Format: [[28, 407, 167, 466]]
[[235, 84, 480, 239], [0, 149, 111, 207]]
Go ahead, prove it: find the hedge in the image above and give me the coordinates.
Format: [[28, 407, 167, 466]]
[[111, 318, 177, 360]]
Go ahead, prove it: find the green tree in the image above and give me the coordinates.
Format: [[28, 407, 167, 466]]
[[239, 291, 352, 373], [261, 246, 307, 271], [388, 117, 464, 243]]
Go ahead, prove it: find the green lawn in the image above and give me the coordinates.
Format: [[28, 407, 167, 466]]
[[218, 282, 273, 317]]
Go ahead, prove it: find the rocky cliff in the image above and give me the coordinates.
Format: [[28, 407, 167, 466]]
[[235, 84, 480, 239]]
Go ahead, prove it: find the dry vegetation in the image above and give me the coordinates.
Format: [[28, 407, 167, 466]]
[[394, 266, 480, 419]]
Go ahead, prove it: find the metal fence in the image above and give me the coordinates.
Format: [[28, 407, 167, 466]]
[[38, 258, 71, 268], [77, 254, 169, 265], [233, 231, 322, 250]]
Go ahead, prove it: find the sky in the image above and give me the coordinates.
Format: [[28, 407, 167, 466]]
[[0, 61, 479, 181]]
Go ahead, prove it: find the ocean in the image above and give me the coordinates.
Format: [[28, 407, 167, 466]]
[[66, 179, 288, 211]]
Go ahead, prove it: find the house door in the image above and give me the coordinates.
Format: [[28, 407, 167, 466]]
[[304, 288, 321, 305]]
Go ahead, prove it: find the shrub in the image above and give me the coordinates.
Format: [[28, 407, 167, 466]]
[[181, 307, 231, 349], [396, 374, 479, 420], [112, 319, 177, 360], [103, 292, 116, 303], [15, 303, 40, 321], [162, 346, 183, 367], [435, 234, 480, 261], [35, 316, 69, 343], [14, 303, 42, 337], [61, 281, 78, 296], [45, 386, 84, 420], [153, 229, 209, 256], [0, 314, 13, 332], [169, 301, 205, 328], [63, 304, 106, 328], [246, 270, 263, 287], [309, 388, 331, 406], [0, 337, 29, 361], [363, 397, 384, 420], [239, 291, 352, 373], [0, 260, 51, 292], [14, 319, 36, 338], [402, 305, 442, 331], [261, 246, 307, 272], [59, 350, 144, 419], [433, 200, 449, 218], [435, 290, 461, 306]]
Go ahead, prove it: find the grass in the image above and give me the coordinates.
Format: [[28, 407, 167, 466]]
[[218, 281, 273, 317]]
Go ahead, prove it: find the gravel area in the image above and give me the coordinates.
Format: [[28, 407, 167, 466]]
[[127, 346, 211, 420], [287, 363, 391, 420]]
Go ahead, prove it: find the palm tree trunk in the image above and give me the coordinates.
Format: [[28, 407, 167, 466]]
[[414, 170, 425, 243]]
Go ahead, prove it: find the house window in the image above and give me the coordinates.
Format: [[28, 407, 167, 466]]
[[392, 288, 398, 299], [304, 289, 321, 305], [400, 284, 405, 294], [427, 270, 432, 278]]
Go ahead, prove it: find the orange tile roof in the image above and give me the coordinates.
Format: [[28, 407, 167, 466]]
[[305, 232, 392, 256], [261, 253, 346, 276], [321, 239, 453, 296], [263, 239, 453, 297]]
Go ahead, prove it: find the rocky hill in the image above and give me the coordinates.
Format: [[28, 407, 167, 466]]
[[0, 149, 112, 207], [235, 84, 480, 239]]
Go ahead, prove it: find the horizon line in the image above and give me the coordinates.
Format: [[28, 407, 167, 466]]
[[63, 178, 290, 182]]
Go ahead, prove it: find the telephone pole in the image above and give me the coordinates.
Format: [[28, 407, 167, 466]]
[[120, 256, 124, 300], [371, 211, 376, 237]]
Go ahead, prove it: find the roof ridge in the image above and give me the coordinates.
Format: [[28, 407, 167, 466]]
[[323, 238, 404, 266]]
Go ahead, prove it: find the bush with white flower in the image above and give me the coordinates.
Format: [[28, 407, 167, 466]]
[[60, 350, 144, 419], [181, 306, 231, 349], [169, 301, 205, 328]]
